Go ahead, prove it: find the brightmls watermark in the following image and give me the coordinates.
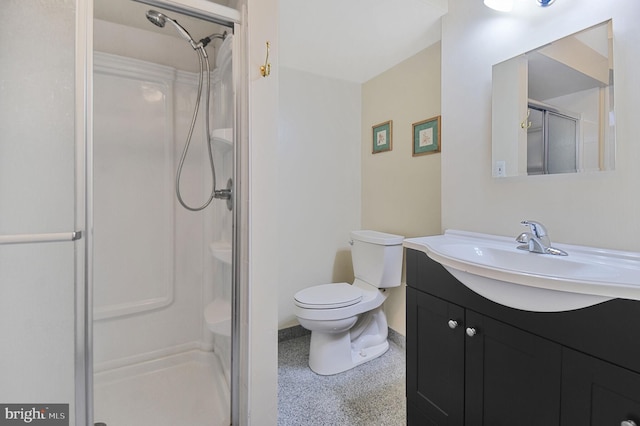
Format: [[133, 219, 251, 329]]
[[0, 405, 68, 425]]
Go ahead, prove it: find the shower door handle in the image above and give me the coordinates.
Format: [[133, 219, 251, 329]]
[[0, 231, 82, 245]]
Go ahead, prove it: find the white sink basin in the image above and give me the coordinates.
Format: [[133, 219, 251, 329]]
[[404, 230, 640, 312]]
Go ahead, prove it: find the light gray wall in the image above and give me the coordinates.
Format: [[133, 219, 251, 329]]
[[442, 0, 640, 251], [246, 0, 280, 422], [278, 67, 362, 329]]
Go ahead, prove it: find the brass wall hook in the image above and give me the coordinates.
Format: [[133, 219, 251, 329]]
[[260, 41, 271, 77], [520, 109, 532, 129]]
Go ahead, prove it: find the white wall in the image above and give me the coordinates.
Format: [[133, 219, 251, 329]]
[[245, 0, 279, 423], [276, 46, 442, 336], [277, 67, 362, 329], [442, 0, 640, 251]]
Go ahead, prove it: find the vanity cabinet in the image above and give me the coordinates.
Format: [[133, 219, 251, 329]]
[[406, 248, 640, 426], [407, 288, 561, 425]]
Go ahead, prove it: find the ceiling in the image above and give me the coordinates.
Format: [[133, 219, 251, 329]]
[[279, 0, 448, 83], [95, 0, 448, 84]]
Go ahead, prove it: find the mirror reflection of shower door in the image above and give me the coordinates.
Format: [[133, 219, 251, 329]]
[[547, 112, 578, 174], [527, 107, 578, 175], [92, 4, 234, 425], [527, 108, 545, 175]]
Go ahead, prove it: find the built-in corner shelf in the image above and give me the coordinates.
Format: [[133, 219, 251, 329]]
[[204, 298, 231, 337], [209, 241, 232, 265], [211, 128, 233, 149]]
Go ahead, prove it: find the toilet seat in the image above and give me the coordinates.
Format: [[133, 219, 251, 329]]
[[294, 283, 362, 309]]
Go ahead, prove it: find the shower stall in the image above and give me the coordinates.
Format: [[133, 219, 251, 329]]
[[1, 0, 258, 423], [92, 2, 238, 425]]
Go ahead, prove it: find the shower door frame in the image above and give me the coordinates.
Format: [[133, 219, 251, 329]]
[[76, 1, 247, 424]]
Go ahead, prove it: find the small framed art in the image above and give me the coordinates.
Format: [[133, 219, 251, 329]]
[[372, 120, 393, 154], [412, 115, 441, 156]]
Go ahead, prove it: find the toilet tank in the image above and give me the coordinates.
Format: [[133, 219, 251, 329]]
[[350, 230, 404, 288]]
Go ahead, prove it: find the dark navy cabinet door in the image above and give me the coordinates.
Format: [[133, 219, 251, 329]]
[[407, 287, 465, 425], [464, 310, 561, 426], [562, 347, 640, 426]]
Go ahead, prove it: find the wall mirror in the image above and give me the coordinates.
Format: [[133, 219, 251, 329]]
[[491, 20, 614, 177]]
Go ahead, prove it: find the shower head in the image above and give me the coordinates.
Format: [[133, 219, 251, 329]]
[[145, 10, 198, 49], [145, 9, 166, 28]]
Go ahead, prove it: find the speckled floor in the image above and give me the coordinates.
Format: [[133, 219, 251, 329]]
[[278, 333, 406, 426]]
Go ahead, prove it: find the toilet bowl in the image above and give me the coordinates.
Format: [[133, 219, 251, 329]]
[[293, 230, 404, 375]]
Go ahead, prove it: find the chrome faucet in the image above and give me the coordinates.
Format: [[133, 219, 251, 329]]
[[516, 220, 568, 256]]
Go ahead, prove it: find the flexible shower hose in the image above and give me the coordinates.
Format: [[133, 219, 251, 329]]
[[175, 45, 217, 211]]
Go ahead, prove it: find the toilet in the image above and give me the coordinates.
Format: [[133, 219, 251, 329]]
[[293, 230, 404, 375]]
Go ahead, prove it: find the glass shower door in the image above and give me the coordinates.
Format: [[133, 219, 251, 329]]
[[0, 0, 82, 423]]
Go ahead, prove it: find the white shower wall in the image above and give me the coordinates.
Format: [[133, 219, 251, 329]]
[[93, 19, 232, 370], [93, 52, 206, 368]]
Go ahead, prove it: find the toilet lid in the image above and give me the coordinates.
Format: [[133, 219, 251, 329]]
[[294, 283, 363, 309]]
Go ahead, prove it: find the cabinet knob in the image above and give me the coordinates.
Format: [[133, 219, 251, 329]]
[[621, 421, 637, 426], [466, 327, 477, 337], [448, 320, 459, 329]]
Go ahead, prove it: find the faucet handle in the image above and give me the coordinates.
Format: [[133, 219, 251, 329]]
[[516, 232, 531, 244], [521, 220, 547, 238]]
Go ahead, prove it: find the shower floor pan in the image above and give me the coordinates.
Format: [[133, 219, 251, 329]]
[[94, 350, 230, 426]]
